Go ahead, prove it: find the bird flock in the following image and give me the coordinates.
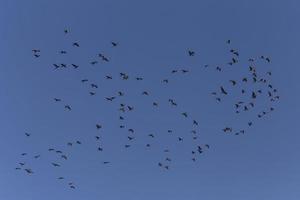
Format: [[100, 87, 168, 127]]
[[16, 31, 280, 190]]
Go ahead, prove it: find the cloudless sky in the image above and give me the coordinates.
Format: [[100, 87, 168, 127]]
[[0, 0, 300, 200]]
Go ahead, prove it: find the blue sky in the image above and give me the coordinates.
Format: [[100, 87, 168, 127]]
[[0, 0, 300, 199]]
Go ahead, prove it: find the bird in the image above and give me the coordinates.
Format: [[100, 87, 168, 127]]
[[182, 112, 188, 117], [64, 105, 71, 111], [81, 79, 88, 83], [96, 124, 102, 129], [32, 49, 40, 53], [220, 86, 228, 95], [76, 141, 81, 144], [229, 80, 236, 86], [24, 169, 33, 174], [111, 41, 118, 47], [188, 50, 195, 56], [142, 91, 149, 96], [71, 64, 79, 69], [91, 84, 98, 88], [223, 127, 232, 132], [54, 98, 61, 102], [72, 42, 80, 47], [52, 163, 60, 167], [153, 102, 158, 106], [25, 132, 30, 137], [90, 61, 98, 65]]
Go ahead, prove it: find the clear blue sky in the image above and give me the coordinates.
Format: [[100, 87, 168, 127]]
[[0, 0, 299, 199]]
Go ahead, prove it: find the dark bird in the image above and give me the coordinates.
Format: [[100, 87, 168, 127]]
[[89, 92, 96, 96], [76, 141, 81, 144], [106, 75, 113, 79], [128, 129, 134, 133], [53, 64, 60, 69], [54, 98, 61, 102], [181, 69, 189, 73], [90, 61, 98, 65], [223, 127, 232, 132], [106, 97, 116, 101], [193, 120, 198, 126], [227, 40, 231, 44], [34, 54, 40, 58], [96, 124, 102, 129], [182, 112, 188, 117], [248, 122, 253, 126], [24, 169, 33, 174], [60, 63, 67, 68], [142, 91, 149, 96], [71, 64, 79, 69], [25, 132, 30, 137], [229, 80, 236, 86], [65, 105, 71, 111], [52, 163, 60, 167], [232, 58, 237, 63], [32, 49, 40, 53], [73, 42, 80, 47], [60, 50, 67, 54], [266, 57, 271, 63], [81, 79, 88, 83], [34, 155, 40, 159], [220, 86, 228, 95], [128, 136, 134, 141], [153, 102, 158, 106], [111, 41, 118, 47], [162, 79, 169, 83], [61, 155, 68, 160], [91, 83, 98, 88], [252, 92, 257, 99], [127, 106, 134, 111], [188, 50, 195, 56], [103, 161, 110, 164]]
